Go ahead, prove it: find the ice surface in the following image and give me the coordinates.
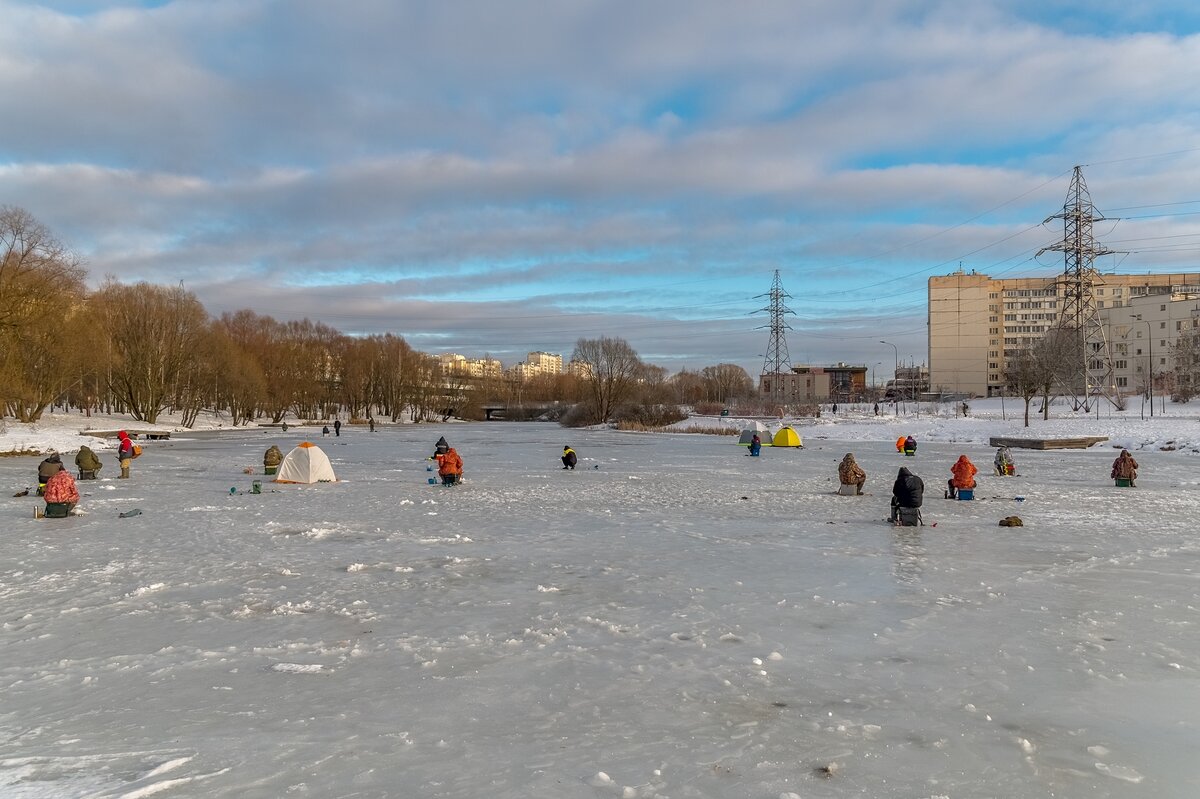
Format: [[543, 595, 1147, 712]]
[[1, 417, 1198, 797]]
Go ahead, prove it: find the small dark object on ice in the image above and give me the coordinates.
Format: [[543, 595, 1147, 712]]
[[814, 762, 840, 778], [740, 496, 749, 500], [119, 508, 143, 518], [13, 488, 29, 497], [999, 515, 1023, 527]]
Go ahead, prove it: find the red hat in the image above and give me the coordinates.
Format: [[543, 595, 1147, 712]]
[[118, 430, 128, 439]]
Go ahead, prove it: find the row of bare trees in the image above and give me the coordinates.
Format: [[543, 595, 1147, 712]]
[[0, 207, 758, 427]]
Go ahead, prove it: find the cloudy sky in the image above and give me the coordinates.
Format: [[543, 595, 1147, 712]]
[[4, 1, 1200, 378]]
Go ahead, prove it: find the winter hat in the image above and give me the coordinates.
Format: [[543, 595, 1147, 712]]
[[118, 430, 128, 440]]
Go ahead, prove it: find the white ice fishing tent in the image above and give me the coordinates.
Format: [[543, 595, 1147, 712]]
[[738, 421, 770, 445], [273, 442, 337, 484]]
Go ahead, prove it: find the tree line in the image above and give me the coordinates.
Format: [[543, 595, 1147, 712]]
[[0, 207, 757, 427]]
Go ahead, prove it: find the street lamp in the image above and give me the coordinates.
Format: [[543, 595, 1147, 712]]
[[880, 340, 899, 399], [1134, 315, 1153, 417]]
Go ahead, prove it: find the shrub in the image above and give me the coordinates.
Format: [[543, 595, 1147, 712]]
[[613, 404, 687, 428], [560, 403, 601, 428]]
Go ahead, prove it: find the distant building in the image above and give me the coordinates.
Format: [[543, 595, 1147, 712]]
[[438, 353, 503, 379], [928, 269, 1200, 396], [511, 351, 564, 381], [759, 363, 868, 401], [566, 359, 592, 379], [885, 365, 930, 400], [1101, 291, 1200, 394]]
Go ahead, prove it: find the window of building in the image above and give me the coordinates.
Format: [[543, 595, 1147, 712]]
[[1115, 360, 1127, 369], [1117, 376, 1127, 387]]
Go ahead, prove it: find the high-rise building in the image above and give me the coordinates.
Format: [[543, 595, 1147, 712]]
[[928, 269, 1200, 396]]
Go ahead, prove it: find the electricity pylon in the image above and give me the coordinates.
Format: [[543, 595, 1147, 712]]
[[757, 269, 795, 402], [1037, 166, 1117, 411]]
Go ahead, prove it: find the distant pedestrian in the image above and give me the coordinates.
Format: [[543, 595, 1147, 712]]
[[369, 418, 376, 433], [334, 419, 341, 437], [832, 403, 838, 414], [873, 402, 880, 416], [281, 422, 289, 433]]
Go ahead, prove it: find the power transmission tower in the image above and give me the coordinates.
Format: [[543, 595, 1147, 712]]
[[757, 269, 795, 402], [1037, 165, 1117, 411]]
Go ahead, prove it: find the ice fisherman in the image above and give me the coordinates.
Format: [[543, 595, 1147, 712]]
[[561, 446, 578, 470], [334, 419, 341, 437], [903, 435, 917, 456], [896, 435, 906, 453], [322, 425, 330, 437], [838, 453, 866, 495], [264, 445, 283, 475], [116, 431, 135, 478], [37, 452, 65, 496], [75, 445, 103, 479], [434, 436, 449, 456], [994, 446, 1015, 476], [947, 455, 977, 499], [890, 467, 924, 525], [749, 433, 762, 457], [1111, 449, 1138, 487], [42, 468, 80, 517], [433, 441, 463, 486]]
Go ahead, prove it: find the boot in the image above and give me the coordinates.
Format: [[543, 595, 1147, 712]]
[[120, 465, 130, 479]]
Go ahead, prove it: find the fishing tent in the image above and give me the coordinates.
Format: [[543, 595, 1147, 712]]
[[772, 426, 803, 448], [738, 421, 770, 445], [273, 442, 337, 484]]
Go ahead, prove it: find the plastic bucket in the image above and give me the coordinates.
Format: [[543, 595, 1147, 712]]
[[251, 480, 262, 494], [956, 488, 974, 500], [1115, 477, 1132, 487]]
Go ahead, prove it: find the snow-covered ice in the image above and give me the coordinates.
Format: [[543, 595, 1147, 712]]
[[1, 411, 1198, 797]]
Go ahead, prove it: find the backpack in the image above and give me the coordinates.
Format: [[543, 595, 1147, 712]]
[[131, 444, 143, 459]]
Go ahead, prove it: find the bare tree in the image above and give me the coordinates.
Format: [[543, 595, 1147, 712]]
[[571, 336, 643, 423], [1004, 349, 1041, 427], [93, 281, 210, 423], [1171, 326, 1200, 402], [701, 363, 754, 402]]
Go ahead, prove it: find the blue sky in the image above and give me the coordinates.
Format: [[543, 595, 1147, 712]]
[[4, 1, 1200, 379]]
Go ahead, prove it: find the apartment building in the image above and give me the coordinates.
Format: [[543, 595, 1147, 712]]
[[759, 363, 868, 401], [928, 269, 1200, 396], [1102, 292, 1200, 394], [438, 353, 503, 379], [511, 351, 564, 381]]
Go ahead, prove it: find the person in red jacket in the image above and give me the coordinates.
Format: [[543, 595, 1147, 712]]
[[43, 469, 80, 516], [947, 455, 978, 499], [117, 431, 134, 479]]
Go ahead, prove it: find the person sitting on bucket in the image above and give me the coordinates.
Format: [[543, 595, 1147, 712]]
[[947, 455, 977, 499], [994, 446, 1015, 476], [1111, 449, 1138, 487], [75, 445, 103, 479], [434, 444, 463, 486], [890, 467, 924, 524], [561, 446, 578, 470], [838, 453, 866, 495], [903, 435, 917, 456], [43, 468, 80, 517], [264, 445, 283, 475], [37, 452, 65, 496], [749, 433, 762, 457]]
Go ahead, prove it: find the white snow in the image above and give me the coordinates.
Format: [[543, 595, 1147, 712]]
[[1, 410, 1198, 797]]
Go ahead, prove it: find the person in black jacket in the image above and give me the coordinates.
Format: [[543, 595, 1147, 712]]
[[890, 467, 924, 524], [37, 453, 65, 496], [561, 446, 578, 470]]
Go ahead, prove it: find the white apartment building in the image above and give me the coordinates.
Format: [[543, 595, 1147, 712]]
[[511, 351, 563, 381], [1102, 292, 1200, 394], [928, 269, 1200, 396], [438, 353, 503, 379]]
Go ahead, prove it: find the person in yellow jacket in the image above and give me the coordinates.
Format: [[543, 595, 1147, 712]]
[[561, 446, 578, 470]]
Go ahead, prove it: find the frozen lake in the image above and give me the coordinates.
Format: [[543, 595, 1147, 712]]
[[2, 423, 1197, 798]]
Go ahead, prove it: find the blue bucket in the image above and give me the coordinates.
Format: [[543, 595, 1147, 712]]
[[956, 488, 974, 500]]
